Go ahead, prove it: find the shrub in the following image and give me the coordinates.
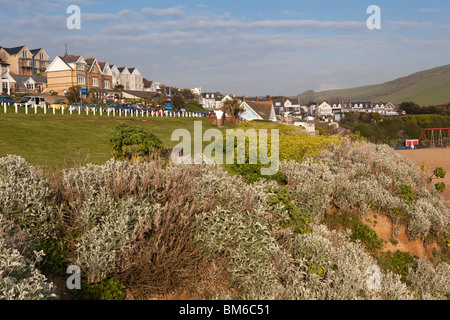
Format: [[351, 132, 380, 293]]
[[0, 155, 61, 246], [406, 259, 450, 299], [110, 123, 165, 161], [398, 184, 417, 204], [77, 278, 126, 300], [434, 167, 446, 179], [377, 250, 416, 283], [324, 212, 383, 255], [0, 238, 58, 300], [435, 182, 446, 193]]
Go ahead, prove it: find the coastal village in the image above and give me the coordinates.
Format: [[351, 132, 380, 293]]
[[1, 44, 406, 128]]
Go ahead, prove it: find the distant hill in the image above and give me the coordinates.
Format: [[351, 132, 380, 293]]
[[297, 64, 450, 106]]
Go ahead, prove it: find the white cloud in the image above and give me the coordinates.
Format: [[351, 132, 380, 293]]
[[420, 8, 443, 13], [141, 6, 186, 18]]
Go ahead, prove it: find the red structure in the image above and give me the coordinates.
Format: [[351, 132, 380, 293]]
[[418, 128, 450, 148]]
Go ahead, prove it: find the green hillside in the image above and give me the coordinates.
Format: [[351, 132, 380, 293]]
[[298, 64, 450, 105]]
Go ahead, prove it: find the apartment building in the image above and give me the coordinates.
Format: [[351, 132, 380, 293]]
[[0, 45, 50, 76], [45, 55, 88, 94]]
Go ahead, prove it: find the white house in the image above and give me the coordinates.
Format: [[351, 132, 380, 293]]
[[317, 102, 333, 117], [1, 58, 13, 95], [240, 101, 277, 122], [109, 64, 121, 88], [128, 67, 144, 91]]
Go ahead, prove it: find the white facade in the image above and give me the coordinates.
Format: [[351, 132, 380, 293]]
[[1, 61, 12, 95], [317, 102, 333, 116], [109, 65, 121, 88], [128, 68, 144, 91]]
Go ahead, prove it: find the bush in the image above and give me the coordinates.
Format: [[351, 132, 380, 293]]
[[110, 123, 165, 161], [398, 184, 417, 204], [435, 182, 446, 193], [324, 212, 383, 255], [377, 250, 416, 283], [77, 278, 126, 300]]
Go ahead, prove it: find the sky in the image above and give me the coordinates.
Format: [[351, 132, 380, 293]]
[[0, 0, 449, 96]]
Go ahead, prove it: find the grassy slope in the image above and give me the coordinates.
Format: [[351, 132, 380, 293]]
[[298, 64, 450, 105], [0, 106, 223, 169]]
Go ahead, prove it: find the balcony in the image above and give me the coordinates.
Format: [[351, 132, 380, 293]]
[[19, 57, 33, 68]]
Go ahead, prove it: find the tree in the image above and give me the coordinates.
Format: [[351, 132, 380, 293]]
[[180, 88, 195, 101], [115, 84, 124, 100], [172, 94, 185, 110], [221, 98, 245, 118], [65, 86, 81, 104], [371, 112, 382, 122], [89, 88, 98, 104], [342, 111, 358, 124]]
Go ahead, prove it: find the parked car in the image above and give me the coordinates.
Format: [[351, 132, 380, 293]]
[[105, 104, 123, 112], [16, 95, 45, 108], [88, 104, 102, 112], [50, 101, 68, 110], [0, 96, 15, 105], [68, 103, 87, 111]]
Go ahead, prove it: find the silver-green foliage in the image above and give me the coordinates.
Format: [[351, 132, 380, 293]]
[[0, 216, 58, 300], [0, 155, 60, 243], [281, 139, 450, 240], [72, 189, 161, 283]]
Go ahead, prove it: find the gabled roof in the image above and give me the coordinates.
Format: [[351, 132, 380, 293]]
[[60, 55, 83, 64], [143, 80, 153, 88], [10, 75, 47, 88], [243, 101, 275, 121], [1, 46, 27, 55], [118, 67, 130, 74], [29, 48, 44, 57], [85, 57, 101, 73], [98, 62, 107, 71]]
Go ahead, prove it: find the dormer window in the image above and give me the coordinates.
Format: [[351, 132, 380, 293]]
[[23, 51, 28, 58]]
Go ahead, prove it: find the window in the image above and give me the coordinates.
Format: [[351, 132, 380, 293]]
[[77, 63, 84, 71], [26, 83, 35, 90], [22, 50, 28, 58], [77, 76, 86, 85], [92, 78, 98, 87], [39, 53, 44, 60], [104, 80, 110, 89]]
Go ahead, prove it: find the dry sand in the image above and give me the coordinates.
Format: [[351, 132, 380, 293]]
[[397, 148, 450, 201]]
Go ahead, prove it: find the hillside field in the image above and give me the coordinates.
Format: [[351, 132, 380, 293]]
[[0, 107, 224, 169], [298, 64, 450, 105]]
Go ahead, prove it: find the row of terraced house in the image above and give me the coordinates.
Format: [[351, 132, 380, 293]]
[[0, 45, 169, 102]]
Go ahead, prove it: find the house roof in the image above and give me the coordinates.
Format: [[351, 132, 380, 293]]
[[1, 46, 26, 55], [60, 55, 82, 64], [29, 48, 43, 56], [143, 80, 153, 88], [244, 101, 274, 121], [98, 62, 107, 71], [10, 75, 47, 89]]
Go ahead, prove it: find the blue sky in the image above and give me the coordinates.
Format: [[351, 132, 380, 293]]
[[1, 0, 449, 96]]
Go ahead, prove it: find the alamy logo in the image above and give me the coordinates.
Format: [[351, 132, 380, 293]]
[[366, 264, 382, 291], [171, 121, 280, 176], [67, 5, 81, 30], [367, 5, 381, 30], [66, 265, 81, 290]]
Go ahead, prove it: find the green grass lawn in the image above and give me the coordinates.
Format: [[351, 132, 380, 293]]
[[0, 106, 227, 169]]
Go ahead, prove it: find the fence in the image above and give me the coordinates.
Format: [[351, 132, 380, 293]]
[[1, 103, 213, 119]]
